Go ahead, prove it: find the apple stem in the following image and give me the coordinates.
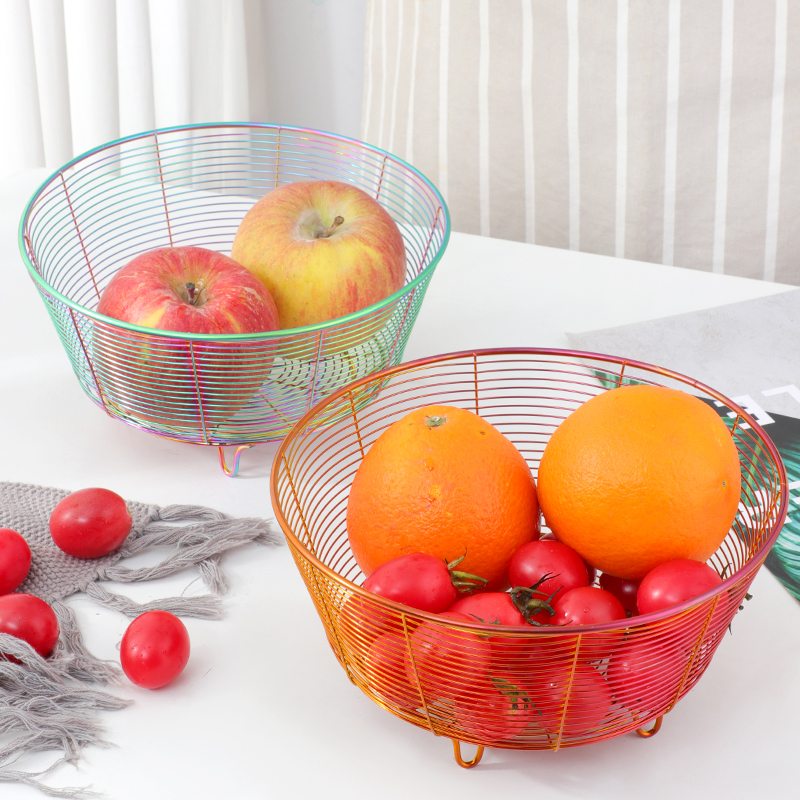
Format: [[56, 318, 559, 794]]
[[186, 282, 198, 305], [319, 215, 345, 238]]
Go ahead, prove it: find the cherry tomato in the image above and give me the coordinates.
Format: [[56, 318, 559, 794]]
[[339, 594, 397, 648], [338, 591, 405, 650], [0, 529, 31, 595], [450, 592, 529, 626], [120, 610, 190, 689], [508, 540, 589, 604], [365, 630, 418, 709], [50, 488, 132, 559], [550, 586, 627, 661], [551, 586, 626, 627], [451, 591, 569, 667], [598, 573, 640, 616], [363, 552, 485, 614], [606, 637, 688, 716], [637, 559, 722, 615], [450, 592, 570, 671], [405, 611, 492, 702], [529, 662, 613, 740], [455, 671, 537, 741], [0, 593, 59, 660], [540, 533, 598, 585]]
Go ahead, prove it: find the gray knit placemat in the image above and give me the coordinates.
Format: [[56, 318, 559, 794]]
[[0, 481, 280, 798]]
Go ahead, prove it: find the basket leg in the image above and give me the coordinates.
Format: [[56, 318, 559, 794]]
[[635, 715, 664, 738], [452, 740, 484, 768], [218, 445, 252, 477]]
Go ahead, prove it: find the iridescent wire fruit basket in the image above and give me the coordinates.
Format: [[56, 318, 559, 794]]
[[18, 123, 449, 474], [270, 348, 787, 767]]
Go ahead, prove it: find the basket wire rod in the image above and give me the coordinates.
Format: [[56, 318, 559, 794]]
[[616, 360, 628, 388], [374, 153, 388, 201], [68, 309, 112, 416], [417, 205, 443, 276], [473, 352, 480, 415], [309, 566, 356, 686], [385, 289, 416, 368], [263, 395, 294, 426], [188, 341, 211, 445], [281, 455, 318, 557], [59, 172, 100, 300], [666, 596, 721, 714], [218, 445, 253, 477], [451, 740, 484, 768], [23, 232, 41, 275], [348, 391, 366, 457], [307, 331, 326, 410], [635, 715, 664, 738], [732, 412, 763, 496], [275, 126, 282, 188], [152, 130, 175, 248], [401, 614, 437, 736], [554, 634, 583, 751]]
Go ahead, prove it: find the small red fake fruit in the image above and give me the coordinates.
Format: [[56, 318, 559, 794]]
[[0, 593, 59, 660], [120, 610, 191, 689], [0, 528, 32, 595], [50, 488, 133, 559]]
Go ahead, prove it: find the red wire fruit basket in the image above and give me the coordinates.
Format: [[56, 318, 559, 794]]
[[270, 348, 787, 767]]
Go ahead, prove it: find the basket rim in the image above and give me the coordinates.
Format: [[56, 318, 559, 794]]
[[270, 345, 789, 635], [17, 121, 451, 342]]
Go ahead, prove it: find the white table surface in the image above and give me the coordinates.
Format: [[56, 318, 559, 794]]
[[2, 168, 799, 799]]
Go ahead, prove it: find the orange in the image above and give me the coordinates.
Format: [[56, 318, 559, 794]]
[[537, 385, 741, 581], [346, 405, 540, 591]]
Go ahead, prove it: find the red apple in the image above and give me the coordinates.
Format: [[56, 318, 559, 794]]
[[230, 180, 406, 330], [93, 246, 279, 434]]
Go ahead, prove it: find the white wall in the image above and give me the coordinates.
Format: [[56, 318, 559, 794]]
[[247, 0, 368, 140]]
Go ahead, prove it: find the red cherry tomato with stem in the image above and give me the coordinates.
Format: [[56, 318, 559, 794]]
[[405, 611, 492, 702], [450, 592, 530, 626], [508, 540, 589, 605], [364, 552, 487, 614], [0, 593, 59, 661], [451, 591, 567, 667], [455, 671, 538, 741], [0, 529, 31, 595], [50, 488, 132, 559], [120, 610, 190, 689]]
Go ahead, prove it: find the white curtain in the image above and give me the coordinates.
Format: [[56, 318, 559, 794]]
[[0, 0, 263, 182], [362, 0, 800, 285]]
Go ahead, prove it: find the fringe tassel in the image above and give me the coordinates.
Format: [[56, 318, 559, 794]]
[[0, 502, 281, 796], [0, 633, 129, 798], [51, 602, 122, 686], [81, 507, 280, 618], [83, 582, 223, 619]]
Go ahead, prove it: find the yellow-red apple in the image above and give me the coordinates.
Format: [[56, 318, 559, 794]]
[[230, 180, 406, 330]]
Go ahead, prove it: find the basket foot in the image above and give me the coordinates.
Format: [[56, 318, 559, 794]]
[[635, 715, 663, 738], [218, 445, 253, 477], [452, 740, 484, 768]]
